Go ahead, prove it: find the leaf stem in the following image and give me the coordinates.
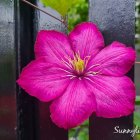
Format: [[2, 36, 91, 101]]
[[135, 96, 140, 105], [21, 0, 67, 27], [135, 62, 140, 64]]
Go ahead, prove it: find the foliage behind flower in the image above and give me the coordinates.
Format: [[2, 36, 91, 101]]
[[68, 0, 88, 32]]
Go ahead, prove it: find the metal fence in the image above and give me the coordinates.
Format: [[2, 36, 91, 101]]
[[0, 0, 135, 140]]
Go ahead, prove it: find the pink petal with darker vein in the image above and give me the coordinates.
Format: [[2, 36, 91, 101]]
[[17, 57, 70, 102], [85, 75, 135, 118], [87, 41, 136, 76], [69, 22, 104, 59], [35, 30, 73, 65], [50, 79, 96, 129]]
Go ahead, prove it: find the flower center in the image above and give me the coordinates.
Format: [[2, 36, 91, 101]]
[[61, 53, 101, 80], [72, 54, 85, 74]]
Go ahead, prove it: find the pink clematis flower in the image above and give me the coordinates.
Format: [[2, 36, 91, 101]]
[[17, 22, 136, 129]]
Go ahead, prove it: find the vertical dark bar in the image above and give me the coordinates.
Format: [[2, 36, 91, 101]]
[[0, 0, 17, 140], [89, 0, 135, 140], [33, 1, 68, 140], [15, 0, 38, 140]]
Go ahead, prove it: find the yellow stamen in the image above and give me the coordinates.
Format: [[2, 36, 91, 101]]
[[72, 54, 85, 73]]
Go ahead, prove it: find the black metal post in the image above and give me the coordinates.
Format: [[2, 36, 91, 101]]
[[89, 0, 135, 140]]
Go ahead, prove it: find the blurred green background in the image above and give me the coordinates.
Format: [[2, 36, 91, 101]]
[[68, 0, 140, 140]]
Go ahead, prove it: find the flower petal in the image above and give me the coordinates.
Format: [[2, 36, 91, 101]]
[[69, 22, 104, 59], [85, 75, 135, 118], [17, 57, 71, 102], [50, 79, 96, 129], [88, 41, 136, 76], [35, 30, 73, 65]]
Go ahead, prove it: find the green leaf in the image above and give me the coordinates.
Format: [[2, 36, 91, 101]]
[[134, 112, 140, 127], [81, 120, 89, 127], [40, 0, 80, 16], [78, 128, 88, 140], [135, 96, 140, 105]]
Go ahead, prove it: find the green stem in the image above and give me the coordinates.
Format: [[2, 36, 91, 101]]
[[136, 96, 140, 105], [22, 0, 67, 27]]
